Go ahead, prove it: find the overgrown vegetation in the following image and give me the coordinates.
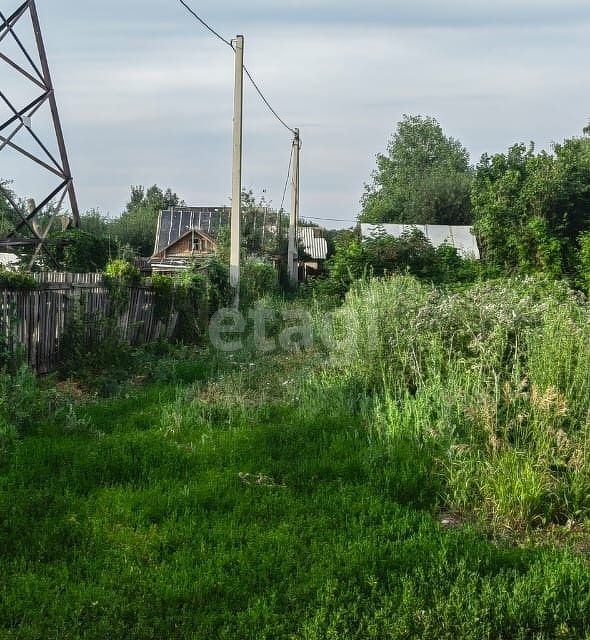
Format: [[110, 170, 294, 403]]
[[2, 307, 590, 638], [324, 227, 480, 296], [4, 116, 590, 637], [0, 267, 36, 291], [328, 275, 590, 531]]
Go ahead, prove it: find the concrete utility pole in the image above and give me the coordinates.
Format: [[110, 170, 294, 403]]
[[288, 128, 300, 284], [230, 35, 244, 302]]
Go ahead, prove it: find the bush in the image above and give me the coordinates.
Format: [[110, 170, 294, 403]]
[[240, 259, 278, 306], [51, 230, 111, 272], [0, 365, 55, 437], [172, 268, 208, 342], [0, 267, 36, 291], [104, 259, 140, 284], [201, 256, 232, 310], [327, 274, 590, 530], [326, 229, 479, 296]]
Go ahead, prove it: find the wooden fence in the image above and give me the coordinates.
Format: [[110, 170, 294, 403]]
[[0, 273, 178, 373]]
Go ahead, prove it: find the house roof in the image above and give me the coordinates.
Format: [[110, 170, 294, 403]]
[[154, 207, 230, 255], [0, 252, 19, 268], [298, 226, 328, 260], [360, 224, 480, 259]]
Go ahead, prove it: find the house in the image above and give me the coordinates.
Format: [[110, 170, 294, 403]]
[[297, 226, 328, 278], [360, 224, 480, 259], [150, 207, 330, 279], [150, 206, 230, 274]]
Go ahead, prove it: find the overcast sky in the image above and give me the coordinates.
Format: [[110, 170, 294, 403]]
[[1, 0, 590, 228]]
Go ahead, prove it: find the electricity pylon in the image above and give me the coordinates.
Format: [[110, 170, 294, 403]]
[[0, 0, 79, 259]]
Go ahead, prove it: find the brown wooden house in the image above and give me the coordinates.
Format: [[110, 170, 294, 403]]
[[151, 228, 218, 274], [150, 207, 228, 274]]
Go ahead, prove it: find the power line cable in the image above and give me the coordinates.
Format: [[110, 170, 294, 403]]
[[177, 0, 233, 48], [176, 0, 296, 135], [242, 66, 296, 135]]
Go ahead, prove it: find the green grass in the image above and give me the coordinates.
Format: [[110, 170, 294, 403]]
[[2, 344, 590, 639], [331, 275, 590, 530]]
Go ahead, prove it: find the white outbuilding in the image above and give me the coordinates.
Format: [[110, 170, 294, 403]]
[[360, 224, 480, 259], [0, 252, 19, 269]]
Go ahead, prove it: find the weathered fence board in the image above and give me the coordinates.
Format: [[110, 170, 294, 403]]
[[0, 273, 179, 373]]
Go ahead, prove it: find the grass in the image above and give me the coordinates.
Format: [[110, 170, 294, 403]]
[[1, 334, 590, 639], [332, 275, 590, 531]]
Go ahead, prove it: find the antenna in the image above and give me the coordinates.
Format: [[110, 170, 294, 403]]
[[0, 0, 79, 257]]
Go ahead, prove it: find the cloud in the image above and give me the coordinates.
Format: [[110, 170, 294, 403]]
[[200, 0, 590, 29], [2, 0, 590, 228]]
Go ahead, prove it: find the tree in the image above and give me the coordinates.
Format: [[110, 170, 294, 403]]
[[360, 115, 473, 225], [111, 185, 183, 257], [43, 230, 111, 272], [79, 209, 111, 239], [472, 130, 590, 276], [0, 180, 19, 238]]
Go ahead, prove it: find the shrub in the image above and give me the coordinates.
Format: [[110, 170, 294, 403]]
[[327, 274, 590, 529], [104, 259, 140, 284], [202, 256, 232, 310], [326, 229, 479, 296], [173, 268, 208, 342], [0, 267, 36, 291], [151, 273, 175, 321], [0, 365, 55, 437], [240, 259, 279, 306], [52, 229, 111, 272]]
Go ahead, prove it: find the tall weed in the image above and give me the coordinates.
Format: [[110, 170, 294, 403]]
[[328, 275, 590, 529]]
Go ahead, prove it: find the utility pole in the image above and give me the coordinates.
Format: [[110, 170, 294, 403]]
[[287, 128, 300, 284], [230, 35, 244, 304]]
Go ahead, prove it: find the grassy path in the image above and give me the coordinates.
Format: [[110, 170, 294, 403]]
[[1, 354, 590, 639]]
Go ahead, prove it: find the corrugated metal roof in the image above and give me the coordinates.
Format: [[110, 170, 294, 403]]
[[360, 224, 480, 259], [0, 252, 19, 267], [298, 227, 328, 260], [154, 207, 230, 255]]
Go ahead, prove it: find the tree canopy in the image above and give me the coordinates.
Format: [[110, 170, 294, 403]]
[[0, 181, 19, 239], [110, 185, 183, 257], [472, 133, 590, 276], [360, 115, 473, 225]]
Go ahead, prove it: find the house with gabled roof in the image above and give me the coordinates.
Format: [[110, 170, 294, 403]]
[[150, 206, 331, 279], [150, 206, 229, 274]]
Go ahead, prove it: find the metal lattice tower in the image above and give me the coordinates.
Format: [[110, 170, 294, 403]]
[[0, 0, 79, 256]]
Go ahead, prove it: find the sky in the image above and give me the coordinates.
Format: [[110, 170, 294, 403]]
[[1, 0, 590, 229]]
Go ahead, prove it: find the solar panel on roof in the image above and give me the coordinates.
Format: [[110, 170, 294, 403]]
[[154, 207, 231, 255]]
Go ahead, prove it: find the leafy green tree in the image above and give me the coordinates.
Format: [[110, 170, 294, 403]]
[[360, 115, 473, 225], [111, 185, 183, 257], [50, 230, 111, 272], [326, 228, 475, 295], [0, 181, 19, 238], [80, 209, 111, 239], [472, 131, 590, 276]]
